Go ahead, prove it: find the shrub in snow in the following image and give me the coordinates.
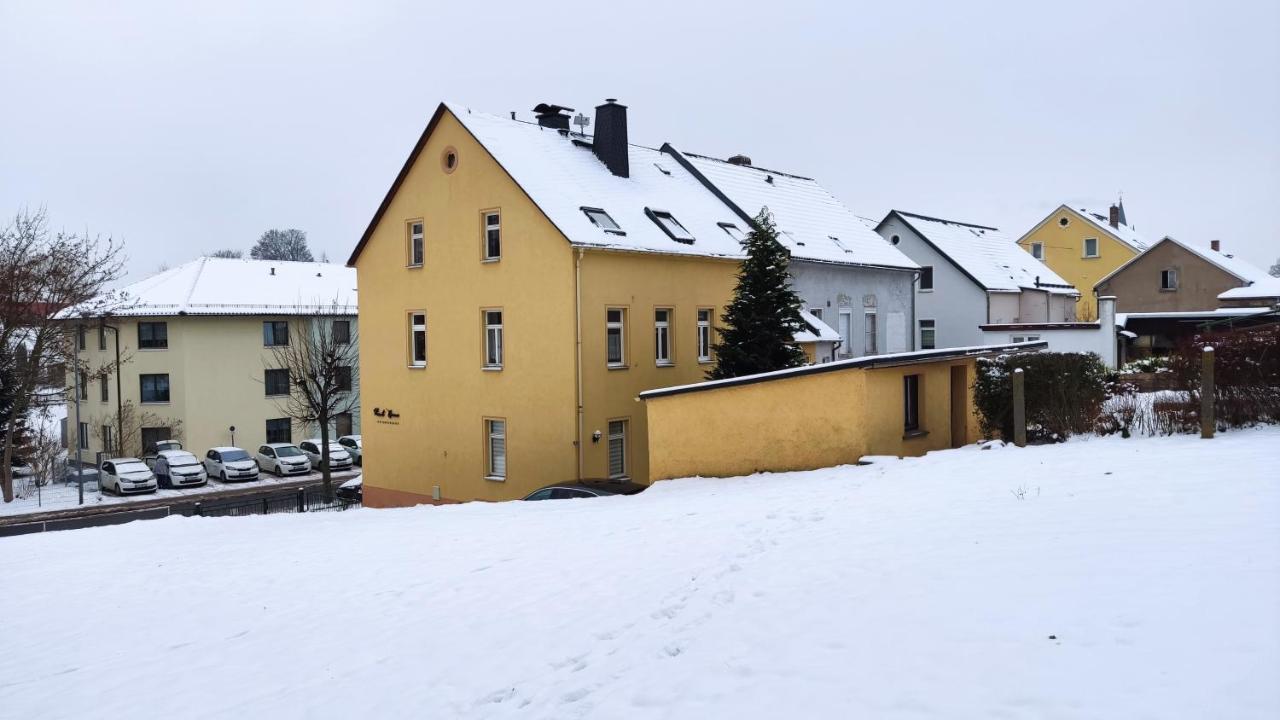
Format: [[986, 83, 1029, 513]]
[[975, 351, 1108, 443], [1170, 326, 1280, 430]]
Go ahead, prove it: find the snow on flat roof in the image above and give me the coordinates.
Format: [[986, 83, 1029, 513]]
[[58, 257, 357, 318], [1218, 276, 1280, 301], [1117, 307, 1275, 324], [677, 152, 918, 270], [1072, 207, 1149, 252], [895, 212, 1078, 295]]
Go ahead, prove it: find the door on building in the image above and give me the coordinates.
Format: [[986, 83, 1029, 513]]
[[949, 365, 967, 448]]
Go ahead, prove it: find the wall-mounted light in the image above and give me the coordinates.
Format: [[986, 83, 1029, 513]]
[[591, 430, 602, 444]]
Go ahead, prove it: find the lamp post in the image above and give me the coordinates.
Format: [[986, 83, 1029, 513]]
[[72, 323, 84, 505], [229, 425, 236, 447]]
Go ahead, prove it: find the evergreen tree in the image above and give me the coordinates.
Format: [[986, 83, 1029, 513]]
[[708, 208, 808, 380]]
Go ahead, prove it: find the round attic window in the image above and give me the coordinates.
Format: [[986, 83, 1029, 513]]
[[890, 234, 900, 245], [1058, 217, 1070, 227], [441, 147, 459, 174]]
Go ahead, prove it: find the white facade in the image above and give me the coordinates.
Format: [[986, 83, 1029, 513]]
[[979, 297, 1119, 368]]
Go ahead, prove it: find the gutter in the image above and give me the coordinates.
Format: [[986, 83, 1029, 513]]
[[574, 247, 585, 481]]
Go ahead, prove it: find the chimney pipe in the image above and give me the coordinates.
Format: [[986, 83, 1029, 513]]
[[1108, 204, 1120, 228], [592, 99, 629, 178], [1211, 239, 1221, 252]]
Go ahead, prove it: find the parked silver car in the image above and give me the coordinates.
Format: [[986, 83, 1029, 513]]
[[153, 449, 208, 488], [203, 447, 260, 482], [256, 443, 312, 476], [298, 439, 353, 471], [99, 458, 158, 495]]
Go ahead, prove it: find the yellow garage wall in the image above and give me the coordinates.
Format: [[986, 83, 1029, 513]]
[[1017, 208, 1138, 321], [354, 109, 579, 506], [644, 358, 978, 481], [577, 249, 738, 484]]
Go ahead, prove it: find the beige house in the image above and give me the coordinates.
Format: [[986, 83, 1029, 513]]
[[59, 257, 358, 460], [1095, 237, 1276, 312]]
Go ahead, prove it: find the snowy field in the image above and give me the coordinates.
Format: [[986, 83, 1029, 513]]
[[2, 428, 1278, 719]]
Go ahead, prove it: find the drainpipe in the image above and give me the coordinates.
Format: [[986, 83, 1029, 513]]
[[574, 247, 585, 481]]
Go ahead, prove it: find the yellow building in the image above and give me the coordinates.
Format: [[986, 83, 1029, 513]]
[[639, 345, 1029, 481], [347, 100, 918, 507], [1015, 202, 1148, 320], [60, 257, 358, 460]]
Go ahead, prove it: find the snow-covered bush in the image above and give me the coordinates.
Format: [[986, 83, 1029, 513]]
[[1171, 326, 1280, 429], [974, 351, 1109, 443]]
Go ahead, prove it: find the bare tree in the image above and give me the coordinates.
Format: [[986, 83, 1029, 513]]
[[265, 307, 358, 499], [0, 208, 125, 502], [1270, 256, 1279, 278], [93, 400, 183, 457], [251, 229, 313, 262], [209, 248, 243, 259]]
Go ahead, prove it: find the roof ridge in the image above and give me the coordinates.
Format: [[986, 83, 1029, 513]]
[[680, 151, 815, 181], [895, 210, 999, 232], [179, 257, 210, 313]]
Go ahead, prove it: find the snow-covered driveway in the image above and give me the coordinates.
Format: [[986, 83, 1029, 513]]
[[2, 428, 1278, 719]]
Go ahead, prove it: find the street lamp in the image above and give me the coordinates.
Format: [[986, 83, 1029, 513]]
[[229, 425, 236, 447]]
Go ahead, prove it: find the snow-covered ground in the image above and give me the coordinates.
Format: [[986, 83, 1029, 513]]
[[2, 429, 1278, 718]]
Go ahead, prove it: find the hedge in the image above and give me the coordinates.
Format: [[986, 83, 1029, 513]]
[[974, 351, 1109, 443]]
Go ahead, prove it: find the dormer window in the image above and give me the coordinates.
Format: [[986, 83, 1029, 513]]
[[718, 222, 746, 241], [646, 208, 694, 244], [582, 207, 625, 235]]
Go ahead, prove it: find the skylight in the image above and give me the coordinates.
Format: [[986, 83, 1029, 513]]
[[653, 163, 672, 176], [828, 235, 852, 253], [646, 208, 695, 244], [582, 207, 624, 235], [718, 222, 746, 241]]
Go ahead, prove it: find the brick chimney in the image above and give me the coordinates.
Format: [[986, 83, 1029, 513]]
[[1108, 204, 1120, 228], [1211, 240, 1221, 252], [592, 99, 629, 178]]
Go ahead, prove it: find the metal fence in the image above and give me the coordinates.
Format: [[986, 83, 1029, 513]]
[[184, 485, 360, 518]]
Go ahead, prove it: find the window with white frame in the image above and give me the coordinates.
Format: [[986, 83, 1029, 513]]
[[1011, 335, 1041, 343], [484, 309, 503, 368], [582, 207, 624, 235], [654, 308, 672, 366], [1031, 242, 1044, 260], [409, 312, 427, 367], [1083, 237, 1099, 258], [98, 325, 107, 351], [864, 311, 878, 355], [78, 422, 89, 450], [606, 308, 626, 367], [483, 212, 501, 261], [919, 319, 936, 350], [408, 220, 424, 266], [486, 419, 506, 480], [696, 308, 712, 362], [919, 266, 934, 291], [102, 425, 114, 454], [608, 419, 627, 478], [1160, 268, 1178, 290], [838, 309, 853, 357]]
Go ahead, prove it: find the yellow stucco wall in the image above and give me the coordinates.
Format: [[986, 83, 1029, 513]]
[[67, 316, 346, 459], [644, 358, 978, 481], [1017, 207, 1138, 320]]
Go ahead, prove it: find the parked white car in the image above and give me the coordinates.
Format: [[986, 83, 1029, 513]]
[[337, 435, 362, 466], [298, 439, 353, 471], [153, 449, 208, 488], [143, 439, 184, 469], [203, 446, 260, 482], [256, 443, 312, 476], [100, 458, 158, 495]]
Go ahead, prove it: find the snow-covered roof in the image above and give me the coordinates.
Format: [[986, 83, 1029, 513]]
[[1218, 277, 1280, 301], [1117, 307, 1276, 325], [57, 257, 357, 319], [673, 151, 918, 270], [794, 309, 841, 344], [1095, 236, 1274, 290], [1070, 207, 1149, 252], [887, 212, 1078, 295]]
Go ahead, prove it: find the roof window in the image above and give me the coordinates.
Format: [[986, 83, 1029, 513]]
[[582, 207, 625, 235], [653, 163, 672, 176], [646, 208, 695, 244], [718, 222, 746, 241], [829, 235, 852, 253]]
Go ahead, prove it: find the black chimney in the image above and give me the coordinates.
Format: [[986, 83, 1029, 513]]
[[1211, 239, 1221, 252], [592, 99, 629, 178], [1108, 204, 1121, 228], [532, 103, 573, 131], [727, 154, 752, 166]]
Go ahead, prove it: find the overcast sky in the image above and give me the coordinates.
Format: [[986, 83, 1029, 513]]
[[2, 0, 1277, 282]]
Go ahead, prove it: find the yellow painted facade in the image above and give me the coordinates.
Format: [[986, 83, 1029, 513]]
[[643, 358, 980, 480], [354, 109, 737, 506], [67, 315, 352, 459], [1016, 206, 1139, 320]]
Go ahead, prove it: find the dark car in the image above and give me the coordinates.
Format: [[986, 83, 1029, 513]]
[[335, 475, 362, 503], [522, 479, 647, 501]]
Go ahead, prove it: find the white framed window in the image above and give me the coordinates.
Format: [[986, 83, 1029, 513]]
[[409, 312, 427, 367], [919, 266, 934, 291], [102, 425, 114, 455], [1160, 268, 1178, 290], [864, 311, 878, 355], [1011, 335, 1042, 343], [78, 422, 89, 450], [582, 207, 624, 235], [1031, 242, 1044, 260], [408, 220, 424, 267], [485, 419, 506, 480], [654, 308, 672, 366], [1083, 237, 1099, 258], [483, 211, 501, 261], [606, 308, 626, 367], [484, 309, 503, 369], [696, 308, 712, 363], [919, 319, 936, 350], [645, 208, 695, 244], [608, 419, 627, 479], [838, 309, 853, 358]]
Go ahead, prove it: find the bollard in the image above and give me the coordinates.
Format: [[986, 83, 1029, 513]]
[[194, 502, 203, 517], [1201, 346, 1215, 439], [297, 487, 306, 512], [1012, 367, 1027, 448]]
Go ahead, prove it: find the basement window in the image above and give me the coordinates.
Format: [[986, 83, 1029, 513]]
[[646, 208, 695, 244], [582, 207, 625, 235], [718, 222, 746, 241]]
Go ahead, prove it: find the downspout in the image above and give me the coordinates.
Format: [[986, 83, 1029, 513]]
[[574, 247, 585, 481]]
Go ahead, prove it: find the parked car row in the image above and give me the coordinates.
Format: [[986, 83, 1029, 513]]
[[101, 435, 364, 496]]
